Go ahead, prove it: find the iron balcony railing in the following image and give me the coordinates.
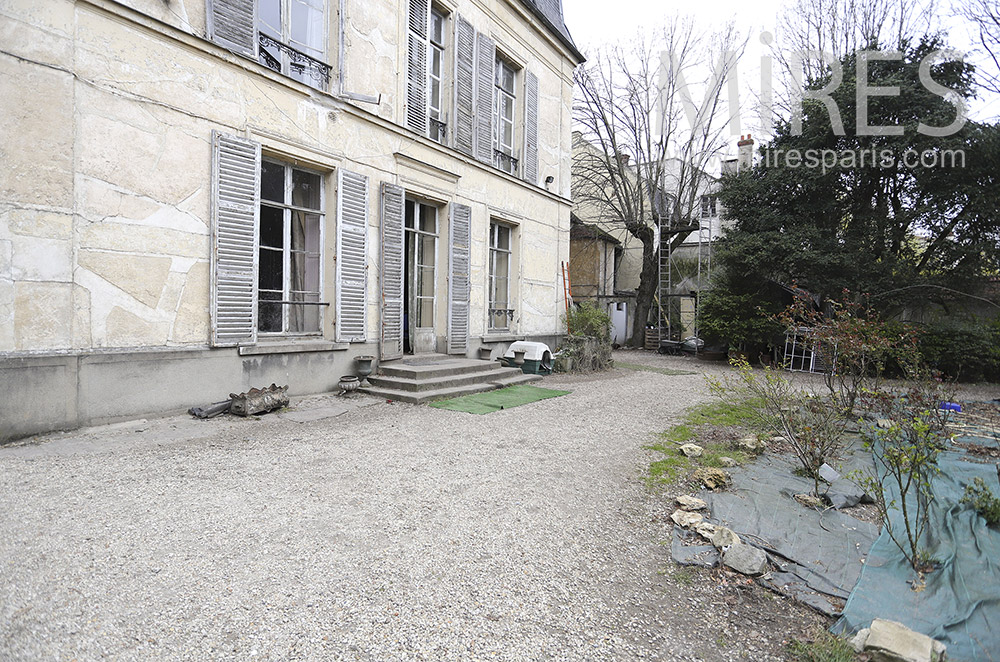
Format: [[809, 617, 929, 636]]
[[493, 149, 519, 175], [258, 33, 331, 90], [430, 118, 447, 143]]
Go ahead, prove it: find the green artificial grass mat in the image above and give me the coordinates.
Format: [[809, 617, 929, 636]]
[[429, 384, 570, 414]]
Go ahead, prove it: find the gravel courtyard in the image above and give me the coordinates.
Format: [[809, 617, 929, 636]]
[[1, 351, 824, 661]]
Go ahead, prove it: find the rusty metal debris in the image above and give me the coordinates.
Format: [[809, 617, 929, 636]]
[[229, 384, 289, 416]]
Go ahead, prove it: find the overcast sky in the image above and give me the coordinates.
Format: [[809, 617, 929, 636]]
[[563, 0, 783, 50], [561, 0, 999, 121]]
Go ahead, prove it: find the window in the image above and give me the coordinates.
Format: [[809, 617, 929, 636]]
[[488, 222, 512, 331], [493, 55, 518, 175], [428, 8, 447, 143], [700, 195, 717, 219], [257, 0, 329, 89], [258, 159, 324, 334]]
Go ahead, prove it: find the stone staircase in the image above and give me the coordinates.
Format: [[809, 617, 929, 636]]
[[360, 354, 542, 404]]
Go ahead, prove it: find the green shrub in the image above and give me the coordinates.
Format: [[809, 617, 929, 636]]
[[961, 477, 1000, 526], [914, 316, 1000, 382], [565, 301, 612, 340]]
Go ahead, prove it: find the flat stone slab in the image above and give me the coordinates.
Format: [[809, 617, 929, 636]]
[[861, 619, 946, 662], [676, 494, 707, 511]]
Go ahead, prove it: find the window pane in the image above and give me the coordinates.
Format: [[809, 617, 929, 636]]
[[431, 48, 442, 78], [261, 161, 284, 202], [259, 247, 284, 291], [405, 200, 415, 229], [290, 0, 324, 56], [494, 251, 509, 281], [416, 265, 434, 298], [258, 291, 282, 333], [291, 169, 322, 209], [501, 118, 513, 151], [416, 297, 433, 327], [431, 10, 444, 44], [497, 225, 510, 250], [418, 206, 436, 234], [259, 0, 281, 38], [417, 234, 435, 267], [493, 277, 509, 308], [497, 60, 514, 94], [289, 293, 320, 333], [291, 211, 321, 253], [260, 205, 284, 248]]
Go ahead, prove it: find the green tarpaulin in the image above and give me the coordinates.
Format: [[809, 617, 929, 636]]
[[833, 426, 1000, 661], [429, 385, 570, 414]]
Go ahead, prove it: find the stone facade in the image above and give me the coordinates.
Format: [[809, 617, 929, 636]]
[[0, 0, 582, 440]]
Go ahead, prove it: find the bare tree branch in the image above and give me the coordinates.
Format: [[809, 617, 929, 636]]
[[573, 21, 747, 346]]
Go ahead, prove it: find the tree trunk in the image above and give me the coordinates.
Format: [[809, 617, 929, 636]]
[[629, 227, 658, 348]]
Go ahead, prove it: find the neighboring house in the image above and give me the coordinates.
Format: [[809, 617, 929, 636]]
[[0, 0, 583, 440], [570, 133, 746, 343], [567, 213, 630, 344]]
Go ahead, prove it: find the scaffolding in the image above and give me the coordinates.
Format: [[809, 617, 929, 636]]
[[783, 326, 833, 373], [657, 210, 708, 346]]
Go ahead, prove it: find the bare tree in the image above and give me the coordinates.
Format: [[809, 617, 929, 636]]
[[573, 19, 745, 346], [955, 0, 1000, 96]]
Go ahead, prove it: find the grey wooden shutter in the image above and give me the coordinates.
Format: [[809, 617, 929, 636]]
[[406, 0, 429, 135], [211, 131, 260, 347], [380, 183, 405, 360], [336, 169, 369, 342], [474, 33, 495, 165], [453, 15, 476, 157], [523, 70, 539, 185], [206, 0, 256, 57], [447, 203, 472, 355]]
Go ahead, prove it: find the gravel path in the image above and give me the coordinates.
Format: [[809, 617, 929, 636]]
[[1, 351, 823, 661]]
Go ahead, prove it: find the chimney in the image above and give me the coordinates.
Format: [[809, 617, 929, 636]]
[[737, 134, 754, 171]]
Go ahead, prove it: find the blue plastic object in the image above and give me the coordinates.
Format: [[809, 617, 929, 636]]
[[940, 402, 962, 412]]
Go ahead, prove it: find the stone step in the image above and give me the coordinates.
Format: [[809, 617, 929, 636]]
[[359, 372, 544, 405], [379, 357, 505, 380], [367, 366, 525, 393]]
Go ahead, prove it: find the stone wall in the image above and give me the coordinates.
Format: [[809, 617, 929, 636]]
[[0, 0, 579, 438]]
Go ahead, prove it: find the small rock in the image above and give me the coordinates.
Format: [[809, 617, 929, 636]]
[[694, 522, 717, 540], [676, 495, 708, 511], [710, 526, 740, 548], [722, 542, 768, 576], [877, 418, 893, 429], [770, 435, 786, 444], [717, 456, 737, 467], [670, 509, 704, 528], [851, 628, 871, 654], [693, 467, 730, 490], [864, 618, 946, 662], [679, 443, 703, 457], [819, 462, 841, 483], [737, 437, 766, 453], [828, 478, 867, 509]]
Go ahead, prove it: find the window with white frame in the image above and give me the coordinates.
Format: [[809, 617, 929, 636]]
[[405, 200, 438, 329], [488, 222, 513, 331], [493, 54, 518, 175], [428, 8, 447, 143], [257, 0, 328, 89], [700, 195, 718, 219], [258, 159, 324, 334]]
